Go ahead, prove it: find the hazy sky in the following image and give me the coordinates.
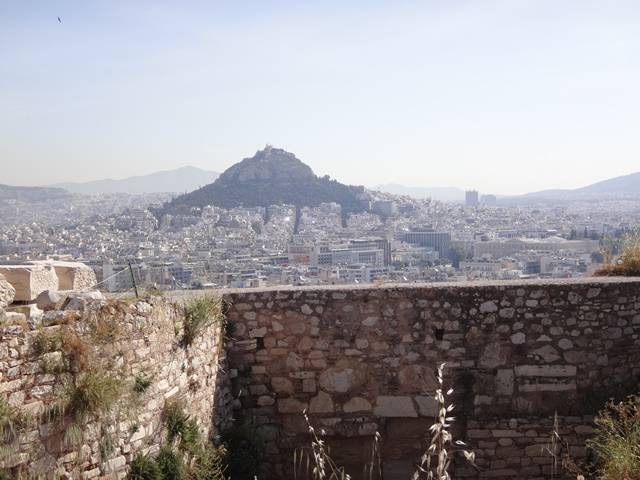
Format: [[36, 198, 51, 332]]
[[2, 1, 639, 194]]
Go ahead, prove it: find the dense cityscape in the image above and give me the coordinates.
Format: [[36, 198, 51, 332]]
[[2, 171, 637, 293]]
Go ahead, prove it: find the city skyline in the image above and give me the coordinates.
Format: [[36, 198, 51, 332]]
[[2, 1, 640, 194]]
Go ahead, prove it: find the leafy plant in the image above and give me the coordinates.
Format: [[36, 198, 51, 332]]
[[162, 399, 202, 454], [163, 400, 191, 443], [155, 445, 185, 480], [154, 400, 227, 479], [588, 395, 640, 480], [182, 295, 222, 346], [127, 453, 162, 480], [99, 431, 116, 462]]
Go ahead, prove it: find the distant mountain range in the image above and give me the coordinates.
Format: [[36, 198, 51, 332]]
[[49, 166, 218, 195], [519, 171, 640, 201], [374, 184, 465, 202], [159, 146, 367, 215], [0, 184, 71, 202], [376, 171, 640, 204]]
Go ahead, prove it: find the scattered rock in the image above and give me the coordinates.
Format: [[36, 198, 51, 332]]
[[0, 274, 15, 308], [36, 290, 63, 311]]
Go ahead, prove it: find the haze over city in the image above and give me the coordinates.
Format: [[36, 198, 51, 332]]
[[2, 0, 640, 194]]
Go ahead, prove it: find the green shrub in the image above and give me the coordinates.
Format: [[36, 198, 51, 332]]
[[162, 399, 202, 454], [153, 399, 228, 479], [99, 432, 116, 462], [182, 295, 222, 346], [588, 395, 640, 480], [179, 417, 201, 454], [155, 445, 185, 480], [133, 374, 153, 394], [127, 453, 162, 480], [163, 400, 190, 443], [66, 369, 123, 422]]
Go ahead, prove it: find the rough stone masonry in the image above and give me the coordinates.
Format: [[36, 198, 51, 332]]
[[223, 277, 640, 479], [0, 298, 232, 478], [2, 276, 639, 479]]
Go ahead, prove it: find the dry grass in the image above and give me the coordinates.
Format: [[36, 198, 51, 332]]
[[295, 410, 353, 480], [595, 234, 640, 276], [296, 363, 475, 480], [543, 413, 585, 480], [66, 369, 123, 422], [413, 363, 475, 480], [30, 307, 150, 457], [587, 395, 640, 480], [0, 396, 30, 459]]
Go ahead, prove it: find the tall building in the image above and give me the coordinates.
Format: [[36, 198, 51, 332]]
[[465, 190, 479, 207], [401, 230, 451, 259]]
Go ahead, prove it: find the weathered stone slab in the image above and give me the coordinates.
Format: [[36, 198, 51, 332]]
[[531, 345, 560, 363], [277, 398, 307, 414], [495, 369, 514, 395], [342, 397, 372, 413], [0, 265, 58, 301], [414, 396, 438, 417], [519, 383, 576, 392], [514, 365, 577, 377], [63, 291, 105, 311], [309, 391, 334, 413], [373, 396, 417, 417], [318, 361, 367, 393], [46, 261, 96, 290]]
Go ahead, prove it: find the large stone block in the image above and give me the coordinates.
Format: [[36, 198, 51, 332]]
[[309, 391, 334, 413], [0, 265, 58, 301], [398, 365, 437, 393], [0, 273, 16, 308], [342, 397, 372, 413], [318, 360, 367, 394], [30, 261, 97, 291], [373, 396, 417, 417], [514, 365, 577, 377]]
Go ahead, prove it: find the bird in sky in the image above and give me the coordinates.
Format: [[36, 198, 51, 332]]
[[57, 16, 62, 23]]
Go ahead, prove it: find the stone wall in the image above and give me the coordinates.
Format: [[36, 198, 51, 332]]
[[223, 277, 640, 479], [0, 297, 232, 478]]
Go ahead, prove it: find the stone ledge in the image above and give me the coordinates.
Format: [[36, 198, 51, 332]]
[[218, 276, 640, 296]]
